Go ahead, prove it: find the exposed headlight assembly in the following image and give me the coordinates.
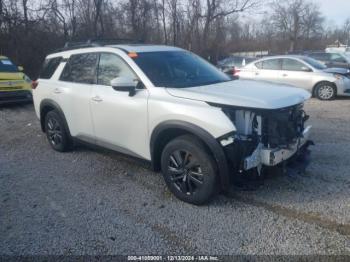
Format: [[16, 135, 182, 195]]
[[220, 135, 235, 147], [218, 130, 236, 147]]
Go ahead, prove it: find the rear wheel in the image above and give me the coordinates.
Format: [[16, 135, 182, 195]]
[[161, 135, 218, 205], [315, 82, 336, 100], [45, 110, 71, 152]]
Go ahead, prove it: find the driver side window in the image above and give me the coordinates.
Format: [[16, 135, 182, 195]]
[[97, 53, 136, 86], [282, 58, 309, 71]]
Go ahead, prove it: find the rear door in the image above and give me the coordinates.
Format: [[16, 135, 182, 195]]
[[56, 52, 98, 141], [252, 58, 282, 83], [90, 52, 150, 159]]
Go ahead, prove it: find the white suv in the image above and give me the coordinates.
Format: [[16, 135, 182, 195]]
[[33, 43, 313, 204]]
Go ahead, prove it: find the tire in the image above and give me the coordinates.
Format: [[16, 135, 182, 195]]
[[44, 110, 71, 152], [161, 135, 218, 205], [315, 82, 336, 100]]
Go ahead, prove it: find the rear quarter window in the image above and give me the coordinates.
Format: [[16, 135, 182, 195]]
[[40, 57, 63, 79], [255, 61, 263, 69]]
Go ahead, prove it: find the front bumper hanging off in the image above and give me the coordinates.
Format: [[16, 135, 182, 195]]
[[244, 125, 313, 171]]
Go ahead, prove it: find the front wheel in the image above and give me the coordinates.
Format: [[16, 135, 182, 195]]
[[161, 135, 218, 205], [315, 82, 336, 100]]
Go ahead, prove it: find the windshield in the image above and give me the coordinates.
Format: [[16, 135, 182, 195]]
[[301, 57, 327, 70], [0, 59, 19, 73], [132, 51, 231, 88]]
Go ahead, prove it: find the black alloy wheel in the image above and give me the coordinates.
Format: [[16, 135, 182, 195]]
[[167, 149, 204, 196], [45, 110, 71, 152], [161, 135, 218, 205]]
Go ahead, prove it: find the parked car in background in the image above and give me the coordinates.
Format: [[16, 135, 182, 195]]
[[325, 46, 350, 53], [304, 51, 350, 69], [217, 56, 256, 76], [0, 56, 32, 104], [238, 55, 350, 100]]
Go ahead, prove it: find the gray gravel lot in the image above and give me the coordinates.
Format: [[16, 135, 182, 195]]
[[0, 100, 350, 255]]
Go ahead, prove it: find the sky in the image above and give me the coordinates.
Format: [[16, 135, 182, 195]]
[[316, 0, 350, 26], [241, 0, 350, 28]]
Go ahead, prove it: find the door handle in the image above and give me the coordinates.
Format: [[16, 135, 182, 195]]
[[255, 72, 259, 76], [92, 96, 103, 102], [282, 74, 288, 77], [53, 88, 62, 94]]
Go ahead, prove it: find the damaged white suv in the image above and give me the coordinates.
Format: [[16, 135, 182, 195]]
[[33, 43, 313, 204]]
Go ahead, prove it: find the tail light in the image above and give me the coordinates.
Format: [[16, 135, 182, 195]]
[[31, 80, 39, 89], [233, 68, 241, 77]]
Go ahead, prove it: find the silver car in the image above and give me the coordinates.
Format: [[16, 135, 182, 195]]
[[238, 55, 350, 100]]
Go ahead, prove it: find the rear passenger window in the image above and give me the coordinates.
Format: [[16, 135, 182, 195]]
[[97, 53, 136, 86], [60, 53, 98, 84], [40, 57, 62, 79], [256, 59, 281, 70], [262, 59, 282, 70]]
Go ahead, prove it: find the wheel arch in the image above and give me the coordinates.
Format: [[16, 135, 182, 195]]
[[39, 99, 71, 137], [150, 120, 230, 191]]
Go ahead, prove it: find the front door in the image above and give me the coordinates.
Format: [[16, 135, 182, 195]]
[[90, 52, 150, 159], [279, 58, 313, 90]]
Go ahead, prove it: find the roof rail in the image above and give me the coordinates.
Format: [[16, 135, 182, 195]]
[[55, 38, 145, 52]]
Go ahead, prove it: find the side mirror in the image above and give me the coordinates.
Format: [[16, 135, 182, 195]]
[[18, 66, 24, 72], [110, 77, 138, 97]]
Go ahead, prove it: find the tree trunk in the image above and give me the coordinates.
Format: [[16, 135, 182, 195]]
[[130, 0, 138, 38], [202, 0, 213, 56], [170, 0, 178, 45], [22, 0, 29, 34], [161, 0, 168, 44], [93, 0, 103, 38], [0, 0, 3, 28]]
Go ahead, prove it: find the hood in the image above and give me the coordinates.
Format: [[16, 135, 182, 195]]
[[0, 72, 24, 80], [166, 80, 311, 110], [323, 67, 350, 76]]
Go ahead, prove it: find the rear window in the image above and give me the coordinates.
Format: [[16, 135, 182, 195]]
[[60, 53, 98, 84], [0, 59, 19, 73], [40, 57, 63, 79]]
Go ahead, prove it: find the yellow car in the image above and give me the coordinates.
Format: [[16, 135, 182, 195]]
[[0, 56, 32, 104]]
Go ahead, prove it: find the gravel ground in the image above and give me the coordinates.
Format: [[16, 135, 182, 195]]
[[0, 99, 350, 255]]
